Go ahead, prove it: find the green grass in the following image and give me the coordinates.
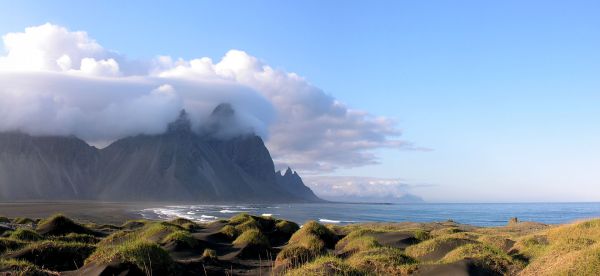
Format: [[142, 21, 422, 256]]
[[414, 229, 431, 241], [404, 236, 477, 260], [161, 230, 198, 247], [9, 229, 42, 241], [0, 258, 51, 275], [220, 225, 239, 239], [516, 219, 600, 275], [12, 217, 35, 225], [0, 238, 27, 254], [86, 240, 174, 275], [512, 234, 549, 260], [120, 219, 149, 229], [52, 233, 100, 244], [442, 243, 524, 274], [276, 220, 300, 235], [285, 255, 363, 276], [276, 244, 326, 271], [234, 218, 261, 233], [430, 227, 463, 237], [98, 230, 133, 246], [14, 240, 96, 271], [290, 221, 337, 248], [99, 221, 182, 246], [35, 214, 94, 236], [337, 235, 380, 254], [276, 221, 336, 270], [232, 229, 270, 248], [347, 247, 417, 275], [229, 213, 253, 225], [169, 218, 200, 231]]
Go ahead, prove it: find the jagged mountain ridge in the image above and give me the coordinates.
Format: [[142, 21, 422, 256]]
[[0, 104, 322, 203]]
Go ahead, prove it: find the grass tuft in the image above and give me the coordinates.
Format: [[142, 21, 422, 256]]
[[12, 217, 35, 225], [284, 255, 363, 276], [10, 240, 96, 271], [347, 247, 417, 275], [0, 238, 27, 254], [232, 229, 270, 248], [161, 230, 198, 248], [276, 220, 300, 235], [442, 243, 524, 274], [220, 225, 240, 239], [202, 248, 218, 259], [86, 240, 174, 274], [0, 258, 53, 275], [52, 233, 100, 244], [9, 228, 42, 241]]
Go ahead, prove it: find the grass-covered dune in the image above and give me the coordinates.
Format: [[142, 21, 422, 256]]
[[0, 213, 598, 275]]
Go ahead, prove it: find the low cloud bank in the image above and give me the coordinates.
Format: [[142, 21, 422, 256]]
[[0, 23, 412, 173]]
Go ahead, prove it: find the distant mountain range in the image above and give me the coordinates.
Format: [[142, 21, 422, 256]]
[[0, 104, 322, 203], [319, 194, 424, 204]]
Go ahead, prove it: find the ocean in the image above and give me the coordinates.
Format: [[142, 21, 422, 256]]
[[138, 202, 600, 227]]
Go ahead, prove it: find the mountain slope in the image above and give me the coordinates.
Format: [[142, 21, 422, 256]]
[[0, 132, 98, 199], [0, 106, 322, 203]]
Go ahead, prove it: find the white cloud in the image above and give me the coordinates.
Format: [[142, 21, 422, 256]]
[[306, 176, 411, 197], [79, 58, 120, 76], [0, 23, 413, 173]]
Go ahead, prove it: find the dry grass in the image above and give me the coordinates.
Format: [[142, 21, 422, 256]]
[[0, 258, 57, 275], [284, 255, 363, 276], [518, 219, 600, 275], [404, 236, 477, 261], [346, 247, 417, 275], [442, 243, 524, 274]]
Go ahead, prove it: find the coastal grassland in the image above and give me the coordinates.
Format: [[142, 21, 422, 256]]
[[161, 230, 198, 247], [0, 258, 56, 275], [284, 255, 363, 276], [8, 240, 96, 271], [518, 219, 600, 275], [0, 238, 27, 254], [8, 228, 42, 241], [274, 220, 339, 271], [86, 240, 175, 275], [441, 243, 525, 274], [1, 212, 600, 275], [232, 229, 270, 247]]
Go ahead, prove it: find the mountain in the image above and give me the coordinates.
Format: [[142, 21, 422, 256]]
[[275, 168, 322, 202], [0, 132, 99, 199], [0, 105, 322, 203]]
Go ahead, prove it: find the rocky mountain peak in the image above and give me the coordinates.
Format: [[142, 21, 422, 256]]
[[167, 109, 192, 133], [211, 103, 235, 118]]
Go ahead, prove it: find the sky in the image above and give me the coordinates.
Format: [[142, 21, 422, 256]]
[[0, 1, 598, 202]]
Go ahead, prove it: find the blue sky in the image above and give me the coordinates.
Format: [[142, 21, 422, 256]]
[[1, 1, 599, 202]]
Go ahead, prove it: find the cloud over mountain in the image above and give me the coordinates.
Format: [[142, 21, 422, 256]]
[[0, 23, 410, 173]]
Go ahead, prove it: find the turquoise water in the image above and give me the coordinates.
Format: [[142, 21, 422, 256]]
[[139, 202, 600, 226]]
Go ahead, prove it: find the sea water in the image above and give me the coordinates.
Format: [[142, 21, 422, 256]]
[[139, 202, 600, 226]]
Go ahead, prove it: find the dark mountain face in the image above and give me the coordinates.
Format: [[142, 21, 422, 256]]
[[0, 106, 322, 203], [275, 168, 322, 202], [0, 132, 98, 199]]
